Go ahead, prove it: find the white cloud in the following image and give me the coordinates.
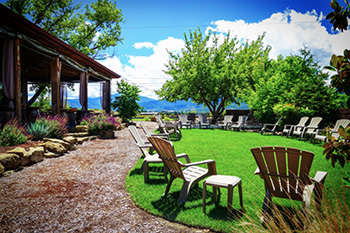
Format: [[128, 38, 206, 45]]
[[72, 9, 349, 101]]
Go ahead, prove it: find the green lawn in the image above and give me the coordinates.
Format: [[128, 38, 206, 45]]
[[125, 128, 349, 232]]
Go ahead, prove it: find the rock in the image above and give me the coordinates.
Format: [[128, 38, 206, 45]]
[[7, 147, 25, 158], [0, 153, 20, 170], [44, 151, 61, 158], [63, 136, 77, 144], [0, 163, 4, 175], [27, 147, 44, 163], [44, 141, 67, 154], [75, 125, 88, 132], [3, 170, 15, 177], [65, 132, 90, 137], [44, 138, 71, 151]]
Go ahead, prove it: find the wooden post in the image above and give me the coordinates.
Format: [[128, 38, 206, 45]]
[[51, 57, 61, 115], [14, 38, 22, 123], [105, 79, 111, 114]]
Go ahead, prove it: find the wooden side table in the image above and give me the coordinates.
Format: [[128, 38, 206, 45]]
[[203, 175, 243, 218]]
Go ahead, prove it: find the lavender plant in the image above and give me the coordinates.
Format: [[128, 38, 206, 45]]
[[35, 115, 68, 139], [80, 113, 121, 135]]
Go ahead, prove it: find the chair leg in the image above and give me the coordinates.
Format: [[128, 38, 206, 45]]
[[227, 185, 233, 218], [203, 181, 207, 214], [144, 162, 149, 183], [238, 181, 244, 211], [163, 166, 168, 182], [178, 181, 191, 203], [164, 175, 176, 196]]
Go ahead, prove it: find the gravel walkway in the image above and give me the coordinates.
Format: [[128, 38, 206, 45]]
[[0, 122, 208, 232]]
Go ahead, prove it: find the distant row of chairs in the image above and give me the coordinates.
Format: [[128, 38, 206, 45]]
[[261, 117, 350, 143]]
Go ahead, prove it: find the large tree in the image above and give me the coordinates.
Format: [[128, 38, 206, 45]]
[[4, 0, 124, 59], [244, 48, 347, 125], [157, 29, 270, 122]]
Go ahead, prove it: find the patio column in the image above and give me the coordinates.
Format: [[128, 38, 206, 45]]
[[51, 56, 61, 115], [105, 80, 111, 114], [79, 71, 89, 111], [14, 38, 22, 123]]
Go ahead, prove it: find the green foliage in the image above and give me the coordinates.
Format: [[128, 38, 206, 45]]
[[80, 113, 121, 135], [111, 80, 144, 123], [5, 0, 124, 59], [0, 118, 28, 147], [35, 115, 68, 139], [27, 121, 50, 140], [158, 28, 270, 122], [245, 48, 347, 125], [323, 125, 350, 167], [325, 1, 350, 107]]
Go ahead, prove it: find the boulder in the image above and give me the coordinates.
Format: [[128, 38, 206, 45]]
[[75, 125, 88, 132], [0, 153, 20, 170], [44, 141, 67, 154], [63, 136, 77, 144], [44, 138, 71, 151], [44, 151, 61, 158], [0, 163, 4, 175], [26, 147, 44, 163]]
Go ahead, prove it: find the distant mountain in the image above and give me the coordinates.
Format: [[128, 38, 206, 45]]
[[67, 94, 249, 112]]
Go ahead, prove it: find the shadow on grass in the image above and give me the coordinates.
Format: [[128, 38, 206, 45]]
[[151, 185, 205, 220], [128, 166, 168, 185]]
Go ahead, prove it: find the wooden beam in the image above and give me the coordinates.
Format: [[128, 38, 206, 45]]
[[51, 57, 61, 115], [27, 85, 45, 107], [14, 38, 22, 123], [105, 80, 111, 114]]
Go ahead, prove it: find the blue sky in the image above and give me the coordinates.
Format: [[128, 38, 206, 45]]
[[2, 0, 349, 99]]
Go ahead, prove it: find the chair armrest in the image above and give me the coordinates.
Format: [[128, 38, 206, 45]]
[[175, 153, 191, 163], [283, 124, 293, 129], [312, 171, 327, 185], [136, 143, 153, 149], [182, 159, 216, 167], [254, 167, 260, 175]]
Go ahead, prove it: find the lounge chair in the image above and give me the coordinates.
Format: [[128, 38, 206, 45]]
[[178, 114, 193, 129], [140, 122, 169, 140], [313, 119, 350, 143], [251, 146, 327, 221], [217, 115, 233, 130], [198, 114, 211, 129], [155, 115, 182, 140], [148, 136, 217, 203], [128, 126, 190, 183], [260, 117, 282, 135], [292, 117, 322, 141], [229, 115, 248, 131], [282, 117, 309, 138]]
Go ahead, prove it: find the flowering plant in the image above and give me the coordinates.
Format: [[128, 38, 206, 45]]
[[80, 113, 121, 135]]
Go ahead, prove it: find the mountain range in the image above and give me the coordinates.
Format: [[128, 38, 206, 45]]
[[67, 94, 249, 112]]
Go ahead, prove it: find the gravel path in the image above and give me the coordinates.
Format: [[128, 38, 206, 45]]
[[0, 122, 208, 232]]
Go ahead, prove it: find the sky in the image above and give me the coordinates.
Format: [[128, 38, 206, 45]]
[[2, 0, 350, 100]]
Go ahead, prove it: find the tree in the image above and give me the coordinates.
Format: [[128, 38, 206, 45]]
[[157, 28, 270, 122], [244, 48, 347, 125], [4, 0, 124, 59], [111, 80, 144, 123], [324, 0, 350, 107]]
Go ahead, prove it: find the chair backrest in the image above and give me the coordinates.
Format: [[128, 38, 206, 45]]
[[128, 125, 150, 156], [140, 122, 151, 137], [237, 115, 247, 125], [148, 136, 184, 179], [251, 146, 314, 200], [178, 114, 188, 123], [305, 117, 322, 133], [270, 117, 282, 131], [333, 119, 350, 131], [198, 114, 208, 123], [223, 115, 233, 123], [297, 117, 309, 127]]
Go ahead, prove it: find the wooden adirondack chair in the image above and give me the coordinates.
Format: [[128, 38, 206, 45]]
[[217, 115, 233, 130], [140, 122, 169, 140], [148, 136, 217, 203], [155, 115, 182, 140], [198, 114, 211, 129], [128, 126, 190, 183], [282, 117, 309, 138], [178, 114, 193, 129], [313, 119, 350, 143], [251, 146, 327, 221], [260, 117, 282, 135], [292, 117, 322, 141], [229, 115, 248, 131]]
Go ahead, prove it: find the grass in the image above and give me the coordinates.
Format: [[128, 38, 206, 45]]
[[125, 128, 349, 232]]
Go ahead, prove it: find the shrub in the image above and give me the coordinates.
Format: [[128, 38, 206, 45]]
[[27, 121, 50, 140], [0, 118, 28, 147], [35, 115, 68, 139], [80, 113, 121, 135], [273, 103, 314, 125]]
